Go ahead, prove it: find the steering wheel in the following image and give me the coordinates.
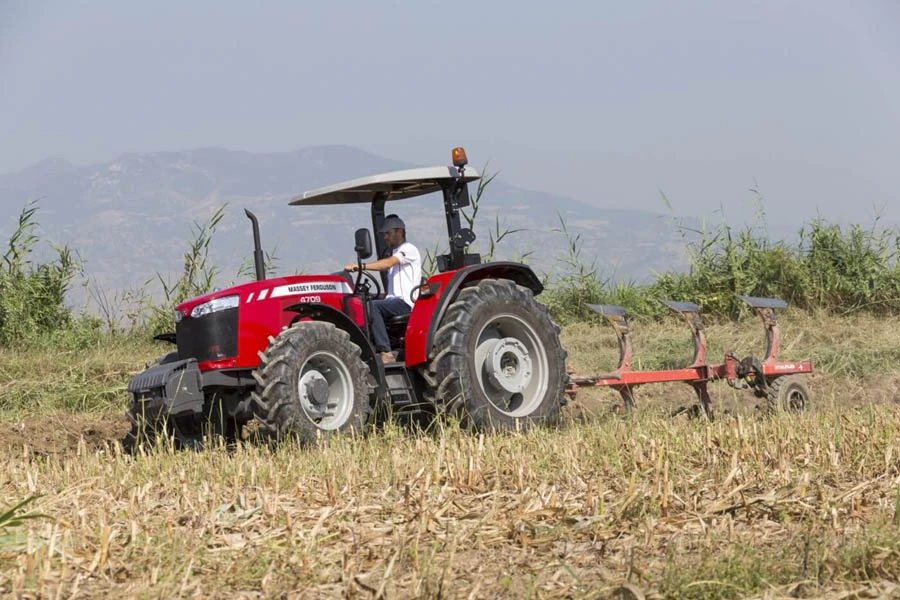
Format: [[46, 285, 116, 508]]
[[354, 269, 384, 297]]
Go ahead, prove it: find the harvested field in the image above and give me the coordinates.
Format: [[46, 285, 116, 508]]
[[1, 315, 900, 599]]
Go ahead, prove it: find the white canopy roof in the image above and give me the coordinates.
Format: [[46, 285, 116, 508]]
[[290, 166, 481, 206]]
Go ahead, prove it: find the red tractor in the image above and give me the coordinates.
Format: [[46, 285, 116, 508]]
[[126, 148, 568, 448]]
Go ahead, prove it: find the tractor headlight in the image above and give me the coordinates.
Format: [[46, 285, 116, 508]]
[[190, 295, 239, 319]]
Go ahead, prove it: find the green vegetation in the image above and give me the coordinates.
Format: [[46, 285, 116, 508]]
[[6, 194, 900, 345], [0, 202, 99, 347], [543, 208, 900, 324], [0, 495, 47, 555], [143, 205, 226, 335]]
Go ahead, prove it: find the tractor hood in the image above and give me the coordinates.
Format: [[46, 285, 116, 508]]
[[174, 274, 353, 320]]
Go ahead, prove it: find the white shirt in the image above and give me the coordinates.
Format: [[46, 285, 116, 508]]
[[388, 242, 421, 307]]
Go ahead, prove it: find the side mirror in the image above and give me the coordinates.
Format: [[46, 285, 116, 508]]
[[354, 228, 373, 259]]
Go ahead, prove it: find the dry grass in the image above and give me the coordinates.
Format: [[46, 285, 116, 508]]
[[0, 336, 163, 419], [1, 314, 900, 598], [2, 408, 900, 599]]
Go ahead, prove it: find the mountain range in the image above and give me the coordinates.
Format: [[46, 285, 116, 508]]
[[0, 146, 690, 307]]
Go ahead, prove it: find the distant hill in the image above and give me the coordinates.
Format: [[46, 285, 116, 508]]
[[0, 146, 689, 305]]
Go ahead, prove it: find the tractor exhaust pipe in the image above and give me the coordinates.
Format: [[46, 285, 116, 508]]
[[244, 209, 266, 281]]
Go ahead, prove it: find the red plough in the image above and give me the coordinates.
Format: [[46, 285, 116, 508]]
[[565, 295, 813, 417]]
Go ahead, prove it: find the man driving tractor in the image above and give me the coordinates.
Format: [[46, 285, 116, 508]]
[[344, 214, 421, 363]]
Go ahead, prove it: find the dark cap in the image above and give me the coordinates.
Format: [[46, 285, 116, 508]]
[[378, 215, 406, 232]]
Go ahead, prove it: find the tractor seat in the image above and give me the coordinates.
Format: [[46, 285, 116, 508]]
[[385, 312, 410, 354], [386, 313, 410, 328]]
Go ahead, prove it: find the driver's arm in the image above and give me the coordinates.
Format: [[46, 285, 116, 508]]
[[344, 255, 400, 272]]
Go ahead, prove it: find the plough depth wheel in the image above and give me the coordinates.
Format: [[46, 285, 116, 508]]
[[767, 374, 811, 413]]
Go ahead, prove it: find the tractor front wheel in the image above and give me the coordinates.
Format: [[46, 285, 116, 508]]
[[252, 321, 372, 444], [427, 279, 567, 431]]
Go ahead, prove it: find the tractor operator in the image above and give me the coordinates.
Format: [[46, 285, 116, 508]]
[[344, 214, 421, 364]]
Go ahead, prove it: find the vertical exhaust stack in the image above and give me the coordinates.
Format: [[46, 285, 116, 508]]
[[244, 209, 266, 281]]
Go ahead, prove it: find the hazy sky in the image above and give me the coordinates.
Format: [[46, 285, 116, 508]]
[[2, 1, 899, 225]]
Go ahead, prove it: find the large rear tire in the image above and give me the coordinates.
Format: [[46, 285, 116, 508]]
[[252, 321, 373, 444], [426, 279, 567, 431]]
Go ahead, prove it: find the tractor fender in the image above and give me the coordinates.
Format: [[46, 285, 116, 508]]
[[405, 262, 543, 368], [284, 302, 387, 396]]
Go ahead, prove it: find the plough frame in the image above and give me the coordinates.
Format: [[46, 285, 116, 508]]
[[565, 295, 813, 417]]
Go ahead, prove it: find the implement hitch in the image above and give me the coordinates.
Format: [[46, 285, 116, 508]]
[[566, 295, 813, 417]]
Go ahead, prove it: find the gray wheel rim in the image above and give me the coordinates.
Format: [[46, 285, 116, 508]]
[[297, 351, 354, 430], [785, 385, 807, 410], [473, 313, 549, 417]]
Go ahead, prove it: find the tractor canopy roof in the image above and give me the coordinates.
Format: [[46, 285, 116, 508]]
[[290, 166, 481, 206]]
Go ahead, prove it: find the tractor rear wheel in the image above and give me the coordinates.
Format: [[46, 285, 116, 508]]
[[252, 321, 372, 444], [767, 375, 811, 413], [427, 279, 566, 431]]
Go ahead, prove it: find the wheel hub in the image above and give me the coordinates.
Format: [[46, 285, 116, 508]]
[[483, 338, 532, 394], [787, 389, 806, 410], [299, 371, 330, 409]]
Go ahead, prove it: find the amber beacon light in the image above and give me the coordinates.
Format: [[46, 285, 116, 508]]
[[451, 147, 468, 168]]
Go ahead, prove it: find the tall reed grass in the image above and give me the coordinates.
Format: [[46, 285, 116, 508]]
[[544, 210, 900, 324]]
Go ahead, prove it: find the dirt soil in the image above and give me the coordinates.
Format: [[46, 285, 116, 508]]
[[0, 413, 131, 456], [1, 371, 892, 457], [0, 392, 744, 457]]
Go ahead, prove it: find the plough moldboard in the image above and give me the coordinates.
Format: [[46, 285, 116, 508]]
[[565, 295, 814, 417]]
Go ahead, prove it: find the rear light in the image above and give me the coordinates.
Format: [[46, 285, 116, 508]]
[[416, 282, 442, 299], [190, 295, 239, 319]]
